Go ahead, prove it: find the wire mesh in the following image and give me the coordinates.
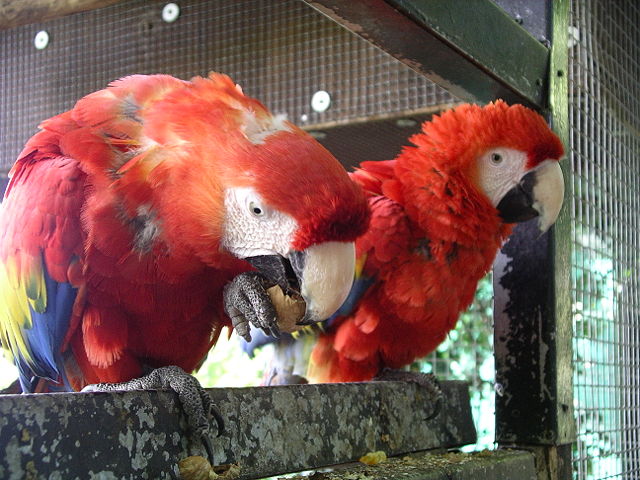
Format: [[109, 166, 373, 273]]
[[0, 0, 455, 174], [570, 0, 640, 477]]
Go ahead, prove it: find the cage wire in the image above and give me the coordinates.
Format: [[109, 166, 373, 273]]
[[0, 0, 455, 173], [569, 0, 640, 478]]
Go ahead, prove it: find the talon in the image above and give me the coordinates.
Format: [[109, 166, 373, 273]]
[[223, 272, 280, 341], [211, 405, 225, 436], [425, 395, 442, 421], [81, 366, 224, 462], [201, 432, 214, 464], [268, 324, 281, 339], [374, 369, 443, 421]]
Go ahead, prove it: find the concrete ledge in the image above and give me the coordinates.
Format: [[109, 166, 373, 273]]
[[281, 449, 537, 480], [0, 380, 475, 479]]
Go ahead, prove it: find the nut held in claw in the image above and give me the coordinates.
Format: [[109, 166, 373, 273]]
[[266, 285, 306, 333]]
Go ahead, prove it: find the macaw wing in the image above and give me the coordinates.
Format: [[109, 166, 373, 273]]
[[326, 258, 374, 322], [0, 145, 86, 392]]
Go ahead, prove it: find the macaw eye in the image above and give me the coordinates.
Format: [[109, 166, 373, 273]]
[[249, 201, 265, 217], [490, 153, 503, 165]]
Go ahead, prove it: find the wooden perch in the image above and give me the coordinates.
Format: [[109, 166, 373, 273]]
[[0, 380, 475, 479], [0, 0, 123, 29]]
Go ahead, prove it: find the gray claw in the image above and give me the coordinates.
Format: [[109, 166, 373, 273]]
[[374, 369, 443, 420], [223, 272, 279, 342], [82, 365, 221, 462]]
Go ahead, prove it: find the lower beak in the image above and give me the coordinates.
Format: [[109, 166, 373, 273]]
[[244, 241, 356, 325], [497, 160, 564, 232]]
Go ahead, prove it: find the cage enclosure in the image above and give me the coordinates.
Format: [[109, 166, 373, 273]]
[[0, 1, 638, 479]]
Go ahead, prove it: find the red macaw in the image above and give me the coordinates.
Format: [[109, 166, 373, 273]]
[[245, 101, 564, 385], [309, 100, 564, 382], [0, 73, 370, 398]]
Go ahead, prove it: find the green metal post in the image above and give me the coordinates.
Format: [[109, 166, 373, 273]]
[[493, 1, 575, 479]]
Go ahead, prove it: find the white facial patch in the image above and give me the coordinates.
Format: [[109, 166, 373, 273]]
[[241, 110, 291, 145], [222, 187, 297, 259], [476, 147, 528, 207]]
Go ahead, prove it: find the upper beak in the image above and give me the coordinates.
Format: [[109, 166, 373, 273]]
[[496, 160, 564, 232], [245, 241, 356, 325]]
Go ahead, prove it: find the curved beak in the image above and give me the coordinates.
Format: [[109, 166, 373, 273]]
[[245, 241, 356, 326], [289, 241, 356, 324], [497, 160, 564, 232]]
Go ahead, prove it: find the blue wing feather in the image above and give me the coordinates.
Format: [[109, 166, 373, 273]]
[[19, 265, 77, 392]]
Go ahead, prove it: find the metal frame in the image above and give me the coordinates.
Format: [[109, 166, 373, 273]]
[[493, 1, 574, 477], [302, 0, 549, 108]]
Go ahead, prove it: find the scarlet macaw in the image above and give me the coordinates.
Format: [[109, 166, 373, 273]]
[[0, 74, 369, 440]]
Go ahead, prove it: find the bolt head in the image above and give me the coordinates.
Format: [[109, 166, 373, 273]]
[[34, 31, 49, 50], [311, 90, 331, 113], [162, 3, 180, 23]]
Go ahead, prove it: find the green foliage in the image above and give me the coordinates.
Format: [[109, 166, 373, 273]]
[[194, 328, 270, 388], [0, 354, 18, 390], [572, 226, 623, 478]]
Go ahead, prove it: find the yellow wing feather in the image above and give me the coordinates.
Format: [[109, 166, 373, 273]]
[[0, 254, 47, 366]]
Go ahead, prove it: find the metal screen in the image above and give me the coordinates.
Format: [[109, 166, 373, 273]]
[[570, 0, 640, 477], [0, 0, 455, 174]]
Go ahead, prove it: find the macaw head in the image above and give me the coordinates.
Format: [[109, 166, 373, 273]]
[[72, 73, 370, 324], [212, 100, 371, 324], [398, 100, 565, 233]]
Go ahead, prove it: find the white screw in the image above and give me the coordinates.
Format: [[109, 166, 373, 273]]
[[34, 31, 49, 50], [300, 113, 309, 122], [162, 3, 180, 23], [311, 90, 331, 113], [395, 118, 418, 128]]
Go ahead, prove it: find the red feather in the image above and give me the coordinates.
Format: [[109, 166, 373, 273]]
[[1, 73, 369, 391], [309, 101, 563, 382]]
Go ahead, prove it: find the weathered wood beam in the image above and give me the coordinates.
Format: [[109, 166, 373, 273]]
[[301, 0, 550, 109], [493, 1, 574, 479], [0, 0, 124, 29], [0, 380, 475, 479]]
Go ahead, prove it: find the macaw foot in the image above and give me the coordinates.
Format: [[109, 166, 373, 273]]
[[82, 365, 223, 462], [374, 368, 443, 421], [223, 271, 281, 342]]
